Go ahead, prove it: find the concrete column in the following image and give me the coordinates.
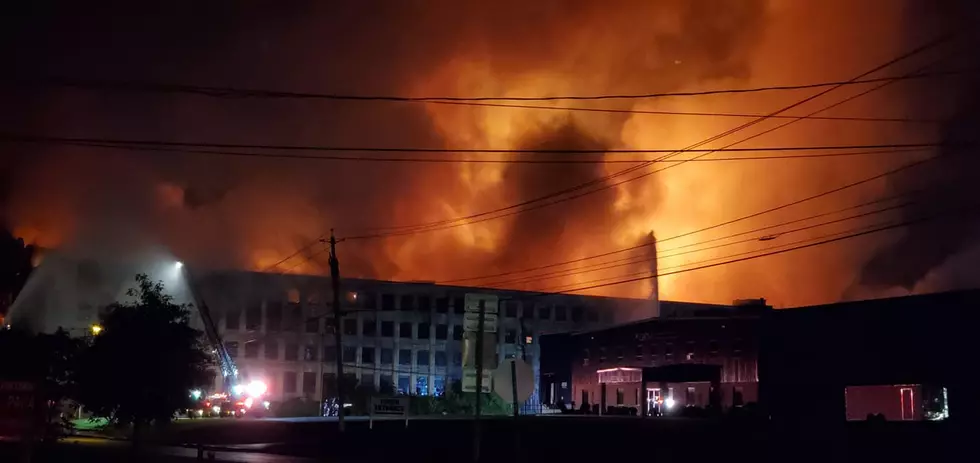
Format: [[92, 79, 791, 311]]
[[260, 300, 267, 335], [640, 380, 648, 418], [710, 378, 722, 409], [600, 383, 607, 415]]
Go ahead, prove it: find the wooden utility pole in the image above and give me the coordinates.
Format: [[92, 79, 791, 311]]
[[472, 300, 486, 463], [318, 322, 326, 415], [328, 230, 346, 432]]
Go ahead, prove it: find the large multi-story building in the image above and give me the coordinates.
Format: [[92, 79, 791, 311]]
[[190, 270, 655, 407], [11, 252, 656, 408]]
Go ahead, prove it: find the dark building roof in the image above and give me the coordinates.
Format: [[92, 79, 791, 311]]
[[191, 269, 655, 306], [761, 289, 980, 423], [777, 288, 980, 316], [567, 299, 770, 337]]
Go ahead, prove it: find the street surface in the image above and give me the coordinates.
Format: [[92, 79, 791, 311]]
[[131, 415, 959, 463], [1, 415, 965, 463], [1, 436, 316, 463]]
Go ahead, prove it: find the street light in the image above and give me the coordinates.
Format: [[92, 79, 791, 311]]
[[175, 261, 184, 270], [90, 324, 103, 336]]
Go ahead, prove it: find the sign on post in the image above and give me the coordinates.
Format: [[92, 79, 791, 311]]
[[462, 368, 492, 394], [462, 331, 498, 370], [464, 294, 499, 315], [463, 312, 498, 332], [493, 358, 534, 405], [370, 396, 409, 429], [0, 381, 36, 437], [462, 293, 499, 394]]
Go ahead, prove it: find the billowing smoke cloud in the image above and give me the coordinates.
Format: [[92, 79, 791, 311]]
[[854, 103, 980, 292], [2, 0, 978, 309], [847, 1, 980, 298]]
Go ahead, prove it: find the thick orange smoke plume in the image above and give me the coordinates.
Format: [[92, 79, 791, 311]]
[[2, 0, 978, 308]]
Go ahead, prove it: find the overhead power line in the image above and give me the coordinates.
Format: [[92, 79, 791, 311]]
[[338, 35, 955, 240], [0, 134, 949, 155], [285, 145, 945, 284], [642, 153, 943, 247], [268, 201, 977, 299], [257, 34, 955, 271], [20, 76, 951, 125], [436, 152, 944, 286], [420, 100, 942, 124], [478, 200, 915, 289], [533, 213, 924, 293], [536, 220, 899, 293], [526, 205, 980, 297], [21, 68, 973, 102], [6, 137, 936, 165], [259, 236, 326, 273]]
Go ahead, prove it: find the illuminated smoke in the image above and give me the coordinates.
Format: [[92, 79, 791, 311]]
[[2, 0, 979, 310]]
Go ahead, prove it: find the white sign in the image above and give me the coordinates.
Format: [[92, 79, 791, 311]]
[[493, 358, 534, 404], [371, 397, 408, 417], [462, 368, 492, 393], [462, 332, 498, 369], [463, 312, 498, 332], [464, 293, 499, 314]]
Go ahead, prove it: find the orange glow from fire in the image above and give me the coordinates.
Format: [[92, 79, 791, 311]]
[[4, 0, 971, 312]]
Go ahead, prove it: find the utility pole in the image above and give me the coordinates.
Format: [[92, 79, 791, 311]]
[[328, 230, 346, 433], [318, 322, 326, 415], [472, 299, 486, 463], [518, 313, 528, 361]]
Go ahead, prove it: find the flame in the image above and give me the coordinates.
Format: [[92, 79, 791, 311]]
[[3, 0, 970, 310]]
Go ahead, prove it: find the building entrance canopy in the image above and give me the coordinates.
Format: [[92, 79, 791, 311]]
[[596, 367, 641, 384]]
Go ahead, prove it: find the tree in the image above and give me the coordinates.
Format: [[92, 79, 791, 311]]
[[75, 274, 213, 440], [409, 380, 509, 416]]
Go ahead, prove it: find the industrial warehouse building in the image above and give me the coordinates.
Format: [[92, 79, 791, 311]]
[[760, 289, 980, 423], [544, 290, 979, 422], [541, 300, 768, 415]]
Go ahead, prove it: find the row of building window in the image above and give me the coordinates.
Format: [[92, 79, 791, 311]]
[[342, 320, 463, 340], [226, 318, 535, 346], [224, 295, 600, 332], [359, 294, 596, 323], [227, 342, 464, 367], [281, 371, 450, 397], [582, 339, 743, 365]]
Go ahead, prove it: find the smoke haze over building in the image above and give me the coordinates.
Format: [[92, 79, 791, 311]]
[[1, 0, 978, 308]]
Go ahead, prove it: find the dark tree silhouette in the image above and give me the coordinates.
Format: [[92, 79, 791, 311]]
[[75, 274, 213, 440], [0, 228, 34, 318], [0, 327, 83, 439]]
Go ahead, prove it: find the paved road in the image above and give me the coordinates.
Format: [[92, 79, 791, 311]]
[[149, 415, 962, 463], [2, 437, 318, 463], [4, 416, 960, 463]]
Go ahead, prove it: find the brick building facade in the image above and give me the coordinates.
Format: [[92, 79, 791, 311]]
[[543, 301, 767, 414]]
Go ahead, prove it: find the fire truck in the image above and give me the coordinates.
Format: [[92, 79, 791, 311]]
[[182, 265, 270, 418]]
